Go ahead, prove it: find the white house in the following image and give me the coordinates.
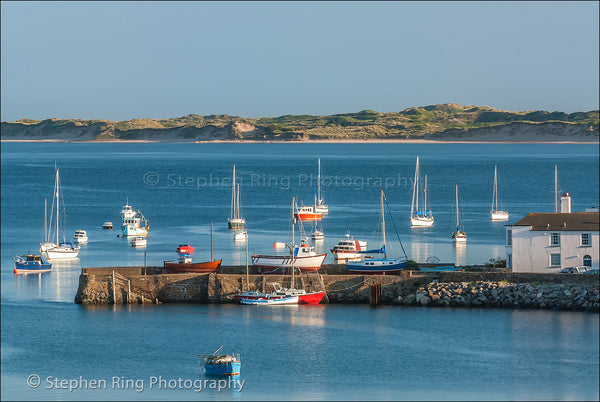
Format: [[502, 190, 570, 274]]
[[505, 194, 599, 273]]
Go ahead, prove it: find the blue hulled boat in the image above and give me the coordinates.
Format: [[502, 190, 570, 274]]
[[14, 254, 52, 274], [199, 346, 241, 376], [346, 190, 408, 275]]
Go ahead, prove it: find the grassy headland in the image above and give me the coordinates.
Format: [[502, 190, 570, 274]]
[[2, 103, 598, 142]]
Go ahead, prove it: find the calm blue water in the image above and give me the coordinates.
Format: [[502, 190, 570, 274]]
[[1, 143, 599, 400]]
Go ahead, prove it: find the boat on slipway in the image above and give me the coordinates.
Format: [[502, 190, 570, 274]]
[[236, 282, 324, 305], [164, 221, 222, 273], [346, 190, 408, 274], [199, 346, 241, 376]]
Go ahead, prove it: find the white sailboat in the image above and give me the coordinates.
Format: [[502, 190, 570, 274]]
[[40, 168, 80, 260], [310, 194, 325, 240], [452, 185, 467, 243], [314, 157, 328, 214], [228, 165, 245, 229], [410, 156, 434, 226], [490, 165, 509, 221]]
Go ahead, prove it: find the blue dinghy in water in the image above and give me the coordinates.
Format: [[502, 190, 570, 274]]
[[199, 346, 241, 376]]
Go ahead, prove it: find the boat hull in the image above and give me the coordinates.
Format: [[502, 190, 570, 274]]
[[43, 245, 80, 260], [294, 212, 322, 221], [236, 290, 325, 305], [122, 225, 149, 237], [205, 362, 241, 376], [252, 253, 327, 273], [239, 296, 299, 305], [491, 211, 509, 221], [346, 259, 407, 275], [165, 259, 222, 273], [410, 216, 434, 227]]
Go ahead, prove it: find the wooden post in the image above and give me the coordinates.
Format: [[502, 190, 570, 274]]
[[370, 283, 382, 307], [112, 270, 116, 304]]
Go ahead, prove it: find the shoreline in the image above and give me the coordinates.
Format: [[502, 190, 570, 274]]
[[2, 138, 598, 144]]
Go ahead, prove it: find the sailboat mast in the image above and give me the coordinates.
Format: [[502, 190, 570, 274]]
[[493, 166, 498, 211], [291, 197, 295, 288], [236, 184, 241, 220], [554, 165, 558, 213], [381, 190, 386, 258], [245, 230, 249, 291], [55, 169, 59, 245], [424, 175, 428, 212], [230, 165, 236, 219], [317, 158, 321, 204], [44, 198, 48, 243], [456, 185, 460, 230], [411, 157, 419, 218], [210, 220, 213, 261]]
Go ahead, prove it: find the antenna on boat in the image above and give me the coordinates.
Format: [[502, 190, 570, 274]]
[[245, 229, 249, 291]]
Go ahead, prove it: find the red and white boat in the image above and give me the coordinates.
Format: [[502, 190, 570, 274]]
[[236, 283, 325, 305], [331, 233, 368, 262], [176, 244, 195, 254], [252, 242, 327, 273], [294, 206, 322, 221]]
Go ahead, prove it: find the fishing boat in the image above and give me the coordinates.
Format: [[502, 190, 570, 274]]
[[346, 190, 408, 274], [330, 233, 368, 262], [227, 165, 245, 229], [490, 165, 509, 221], [102, 221, 113, 229], [452, 185, 467, 243], [176, 244, 195, 254], [252, 198, 327, 273], [164, 221, 222, 273], [40, 168, 80, 260], [131, 236, 147, 247], [237, 282, 324, 305], [420, 265, 463, 272], [121, 202, 149, 237], [410, 156, 434, 227], [199, 346, 241, 376], [14, 254, 52, 274], [73, 230, 88, 244], [294, 205, 322, 221], [314, 157, 328, 214]]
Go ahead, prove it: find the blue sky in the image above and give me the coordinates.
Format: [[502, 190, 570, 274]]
[[1, 1, 598, 121]]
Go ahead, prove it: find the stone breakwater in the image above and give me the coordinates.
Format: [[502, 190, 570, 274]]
[[74, 267, 600, 312], [401, 280, 600, 312]]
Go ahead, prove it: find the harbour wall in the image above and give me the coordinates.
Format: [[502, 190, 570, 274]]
[[74, 266, 599, 312]]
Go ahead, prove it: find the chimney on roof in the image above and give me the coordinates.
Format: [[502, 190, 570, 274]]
[[560, 193, 571, 213]]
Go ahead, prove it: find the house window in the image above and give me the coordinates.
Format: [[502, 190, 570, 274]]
[[507, 254, 512, 269], [507, 230, 512, 246], [550, 253, 561, 267], [581, 233, 591, 246], [550, 233, 560, 246], [583, 255, 592, 267]]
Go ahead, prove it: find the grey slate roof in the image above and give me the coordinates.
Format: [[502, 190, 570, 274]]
[[511, 212, 599, 231]]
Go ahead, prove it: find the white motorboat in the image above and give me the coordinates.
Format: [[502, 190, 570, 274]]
[[131, 236, 147, 247], [73, 230, 88, 244], [331, 233, 367, 262]]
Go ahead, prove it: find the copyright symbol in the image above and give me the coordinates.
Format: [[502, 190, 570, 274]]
[[143, 172, 160, 186], [27, 374, 41, 388]]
